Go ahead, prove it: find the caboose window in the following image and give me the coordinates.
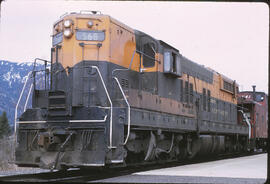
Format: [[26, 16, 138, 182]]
[[255, 94, 264, 102], [52, 32, 63, 46], [76, 30, 105, 41]]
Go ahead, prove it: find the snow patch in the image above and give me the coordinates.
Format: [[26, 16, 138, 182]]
[[3, 72, 22, 87], [17, 62, 33, 67], [22, 75, 28, 83], [3, 72, 11, 82], [27, 62, 33, 66]]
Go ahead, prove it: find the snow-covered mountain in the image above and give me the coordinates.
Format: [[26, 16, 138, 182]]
[[0, 60, 42, 128]]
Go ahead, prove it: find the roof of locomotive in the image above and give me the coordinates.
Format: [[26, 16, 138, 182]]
[[54, 11, 238, 85], [54, 11, 134, 33]]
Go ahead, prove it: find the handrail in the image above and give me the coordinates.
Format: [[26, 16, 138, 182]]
[[14, 71, 32, 141], [112, 50, 136, 76], [110, 53, 135, 145], [69, 115, 107, 123], [23, 84, 33, 112], [113, 77, 131, 145], [238, 110, 251, 139], [33, 58, 51, 91], [33, 58, 51, 72], [90, 66, 115, 149], [18, 115, 107, 124], [15, 58, 50, 142], [136, 50, 160, 64]]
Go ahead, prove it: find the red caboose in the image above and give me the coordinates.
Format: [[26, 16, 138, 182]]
[[237, 86, 268, 151]]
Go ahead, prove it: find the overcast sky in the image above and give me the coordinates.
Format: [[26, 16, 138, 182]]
[[0, 0, 268, 93]]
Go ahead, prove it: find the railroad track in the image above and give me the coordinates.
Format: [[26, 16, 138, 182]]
[[0, 151, 264, 183], [0, 168, 109, 182]]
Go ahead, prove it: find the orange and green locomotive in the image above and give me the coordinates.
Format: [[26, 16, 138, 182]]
[[15, 11, 255, 170]]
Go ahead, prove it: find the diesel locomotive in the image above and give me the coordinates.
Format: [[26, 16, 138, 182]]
[[14, 11, 265, 170]]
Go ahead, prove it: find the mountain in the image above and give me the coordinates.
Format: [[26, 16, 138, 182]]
[[0, 60, 43, 128]]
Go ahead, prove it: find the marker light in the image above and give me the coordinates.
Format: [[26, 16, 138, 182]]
[[87, 21, 94, 28], [64, 29, 72, 38], [64, 19, 72, 28]]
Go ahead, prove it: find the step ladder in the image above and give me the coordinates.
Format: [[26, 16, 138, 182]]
[[48, 91, 68, 117]]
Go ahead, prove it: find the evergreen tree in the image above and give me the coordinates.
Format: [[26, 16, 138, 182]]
[[0, 111, 11, 138]]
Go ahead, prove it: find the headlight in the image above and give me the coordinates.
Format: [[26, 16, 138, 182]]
[[64, 19, 72, 28], [64, 29, 72, 38], [87, 21, 93, 28]]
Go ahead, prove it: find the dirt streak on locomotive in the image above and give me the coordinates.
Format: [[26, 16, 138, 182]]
[[15, 11, 266, 170]]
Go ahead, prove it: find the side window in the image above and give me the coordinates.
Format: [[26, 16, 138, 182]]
[[164, 51, 171, 72], [185, 81, 189, 103], [180, 79, 183, 102], [190, 83, 193, 104], [223, 102, 226, 121], [229, 104, 231, 122], [222, 79, 236, 95], [164, 50, 181, 77], [216, 100, 219, 120], [143, 43, 155, 68], [172, 52, 177, 73], [203, 88, 206, 111], [207, 90, 211, 112]]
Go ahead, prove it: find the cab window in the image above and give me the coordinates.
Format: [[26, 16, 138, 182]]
[[143, 43, 155, 68]]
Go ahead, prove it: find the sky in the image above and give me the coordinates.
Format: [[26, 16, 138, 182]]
[[0, 0, 268, 93]]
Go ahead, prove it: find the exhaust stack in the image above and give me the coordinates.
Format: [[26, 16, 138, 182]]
[[252, 85, 256, 101]]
